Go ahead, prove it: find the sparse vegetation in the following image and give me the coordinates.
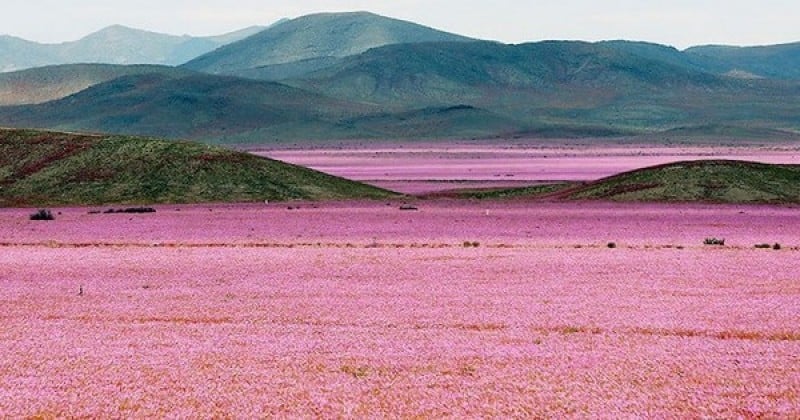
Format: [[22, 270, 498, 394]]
[[704, 238, 725, 246], [753, 243, 781, 250]]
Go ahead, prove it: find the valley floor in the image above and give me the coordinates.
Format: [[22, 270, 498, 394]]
[[1, 201, 799, 417], [257, 141, 800, 194]]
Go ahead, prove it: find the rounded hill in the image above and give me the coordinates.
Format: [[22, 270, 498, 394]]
[[0, 128, 395, 206], [565, 160, 800, 203]]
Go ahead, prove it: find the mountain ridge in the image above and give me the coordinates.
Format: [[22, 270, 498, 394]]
[[3, 39, 800, 143], [0, 24, 267, 72]]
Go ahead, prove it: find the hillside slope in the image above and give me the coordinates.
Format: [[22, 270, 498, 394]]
[[565, 160, 800, 203], [0, 129, 394, 206], [293, 40, 800, 132], [183, 11, 474, 77], [0, 73, 381, 143], [686, 42, 800, 79], [296, 40, 731, 104], [0, 35, 55, 72], [0, 64, 192, 105]]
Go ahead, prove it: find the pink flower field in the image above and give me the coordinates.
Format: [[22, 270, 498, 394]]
[[1, 201, 799, 417], [260, 143, 800, 193]]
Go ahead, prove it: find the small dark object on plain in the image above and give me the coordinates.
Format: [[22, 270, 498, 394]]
[[121, 207, 156, 214], [79, 285, 84, 296], [101, 207, 156, 214], [773, 243, 782, 250], [704, 238, 725, 246], [607, 242, 617, 249], [30, 209, 55, 221], [755, 243, 771, 249], [399, 204, 419, 211]]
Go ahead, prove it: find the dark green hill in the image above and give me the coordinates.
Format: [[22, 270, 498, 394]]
[[686, 42, 800, 79], [0, 128, 394, 206], [292, 40, 800, 133], [183, 11, 474, 77], [0, 73, 380, 143], [0, 64, 192, 105], [297, 40, 729, 103], [0, 72, 540, 142], [342, 105, 525, 139], [600, 41, 728, 74], [566, 160, 800, 203]]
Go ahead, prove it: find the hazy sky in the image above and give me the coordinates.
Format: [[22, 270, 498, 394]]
[[2, 0, 798, 49]]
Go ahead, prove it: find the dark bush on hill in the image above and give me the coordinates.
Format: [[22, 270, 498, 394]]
[[29, 209, 55, 220]]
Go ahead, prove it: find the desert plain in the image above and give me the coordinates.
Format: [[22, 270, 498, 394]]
[[1, 142, 799, 417]]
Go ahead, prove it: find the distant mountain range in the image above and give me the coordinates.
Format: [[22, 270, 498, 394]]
[[0, 25, 265, 72], [0, 11, 799, 143]]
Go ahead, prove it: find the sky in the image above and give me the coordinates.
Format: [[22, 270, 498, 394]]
[[2, 0, 798, 49]]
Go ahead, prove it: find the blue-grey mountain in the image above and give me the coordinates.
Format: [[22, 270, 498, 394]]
[[0, 25, 265, 72]]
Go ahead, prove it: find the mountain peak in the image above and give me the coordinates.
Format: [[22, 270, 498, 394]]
[[80, 24, 180, 42], [183, 11, 474, 74]]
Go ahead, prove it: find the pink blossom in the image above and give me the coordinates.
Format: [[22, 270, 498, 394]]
[[0, 201, 798, 416]]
